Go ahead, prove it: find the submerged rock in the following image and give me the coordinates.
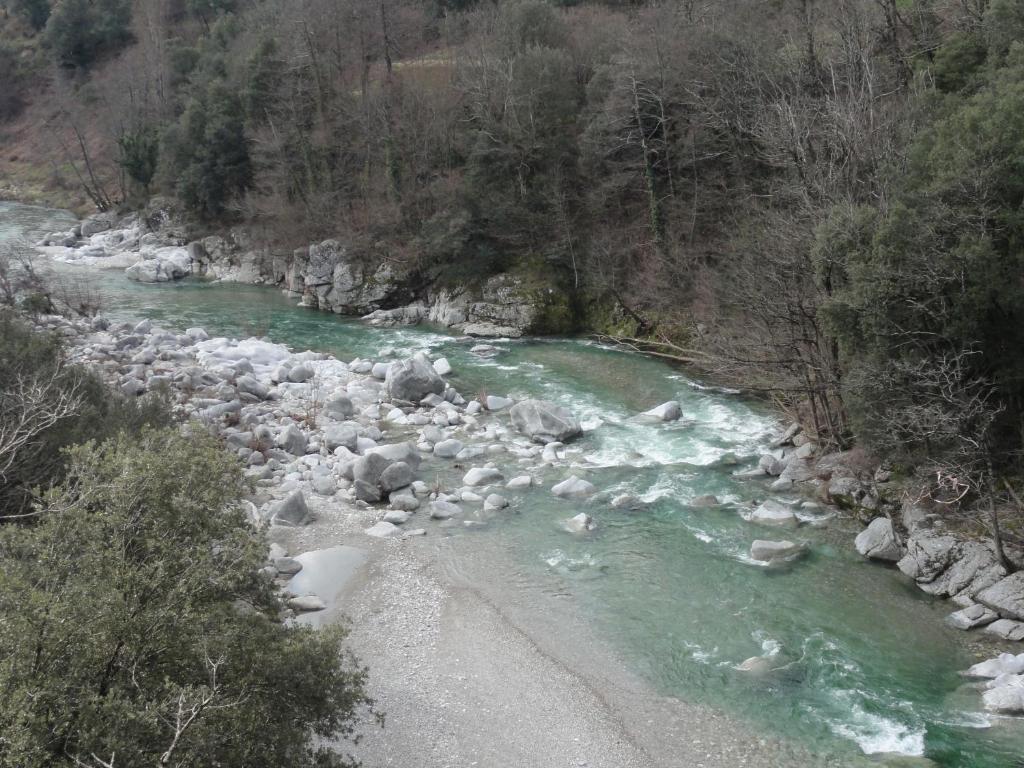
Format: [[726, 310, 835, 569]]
[[690, 494, 720, 508], [562, 512, 596, 533], [745, 500, 798, 527], [750, 540, 805, 564], [510, 399, 582, 444]]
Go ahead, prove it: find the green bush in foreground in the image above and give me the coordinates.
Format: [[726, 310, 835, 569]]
[[0, 429, 373, 768]]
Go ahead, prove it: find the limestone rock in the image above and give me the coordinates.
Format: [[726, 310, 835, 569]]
[[269, 491, 314, 526], [965, 652, 1024, 679], [323, 425, 358, 452], [750, 540, 805, 563], [325, 394, 354, 419], [897, 533, 959, 584], [486, 395, 514, 411], [379, 461, 414, 492], [236, 374, 269, 400], [367, 442, 422, 470], [433, 439, 463, 459], [274, 557, 303, 575], [430, 500, 460, 520], [552, 475, 596, 498], [982, 678, 1024, 715], [509, 399, 582, 444], [855, 518, 903, 562], [385, 353, 444, 402], [946, 603, 998, 630], [977, 572, 1024, 621], [353, 479, 382, 503], [353, 453, 392, 487], [276, 425, 308, 456], [463, 467, 504, 487], [746, 500, 799, 527], [484, 493, 509, 510]]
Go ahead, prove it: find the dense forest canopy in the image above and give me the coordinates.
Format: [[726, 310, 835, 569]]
[[2, 0, 1024, 514]]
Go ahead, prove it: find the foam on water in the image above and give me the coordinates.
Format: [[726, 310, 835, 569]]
[[828, 700, 927, 756]]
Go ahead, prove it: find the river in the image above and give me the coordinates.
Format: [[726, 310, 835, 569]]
[[3, 200, 1023, 767]]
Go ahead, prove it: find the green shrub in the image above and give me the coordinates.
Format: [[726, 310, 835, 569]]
[[0, 428, 374, 766]]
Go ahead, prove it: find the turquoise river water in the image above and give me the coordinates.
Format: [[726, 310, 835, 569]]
[[3, 201, 1024, 767]]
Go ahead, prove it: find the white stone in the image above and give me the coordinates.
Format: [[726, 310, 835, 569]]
[[965, 652, 1024, 679], [562, 513, 596, 533], [745, 500, 799, 527], [552, 475, 596, 499], [463, 467, 504, 486], [486, 395, 514, 411], [750, 540, 804, 563], [640, 401, 682, 421]]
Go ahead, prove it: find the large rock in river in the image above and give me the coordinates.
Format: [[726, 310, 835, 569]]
[[385, 353, 444, 402], [750, 539, 804, 563], [745, 500, 798, 527], [509, 399, 582, 444], [855, 518, 902, 562]]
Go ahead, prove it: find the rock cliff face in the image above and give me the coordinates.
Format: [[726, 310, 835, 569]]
[[45, 207, 555, 337]]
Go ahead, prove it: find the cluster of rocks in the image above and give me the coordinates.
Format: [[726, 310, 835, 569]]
[[846, 498, 1024, 655], [39, 211, 552, 338], [963, 652, 1024, 715], [38, 312, 633, 552], [742, 423, 1024, 651]]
